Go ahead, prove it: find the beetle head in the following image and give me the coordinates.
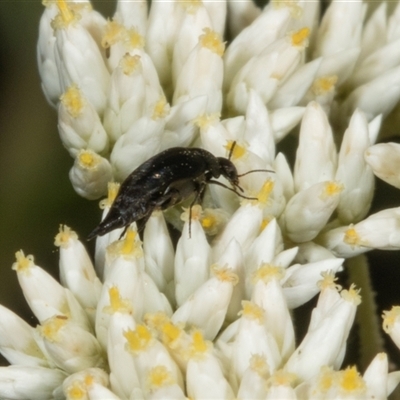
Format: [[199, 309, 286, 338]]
[[217, 157, 241, 189]]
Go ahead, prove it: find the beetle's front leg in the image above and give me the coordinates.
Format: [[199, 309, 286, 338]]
[[157, 179, 205, 237]]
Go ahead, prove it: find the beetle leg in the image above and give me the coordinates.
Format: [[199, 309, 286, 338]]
[[187, 181, 207, 238], [208, 179, 258, 200]]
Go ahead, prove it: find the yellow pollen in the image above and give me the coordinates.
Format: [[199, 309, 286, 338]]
[[84, 374, 94, 387], [318, 271, 342, 292], [269, 369, 297, 386], [147, 365, 174, 389], [152, 96, 170, 120], [249, 354, 269, 377], [161, 322, 182, 346], [39, 315, 68, 341], [67, 382, 86, 400], [60, 84, 85, 118], [321, 181, 343, 198], [341, 283, 362, 306], [257, 179, 275, 205], [54, 224, 78, 248], [193, 113, 220, 130], [121, 229, 137, 255], [103, 286, 133, 314], [101, 19, 125, 48], [317, 366, 335, 391], [211, 264, 239, 285], [312, 76, 338, 96], [291, 27, 310, 47], [190, 330, 209, 356], [12, 251, 34, 273], [252, 264, 284, 284], [144, 312, 170, 331], [382, 306, 400, 333], [200, 208, 226, 236], [344, 226, 361, 246], [260, 218, 271, 232], [224, 141, 246, 160], [119, 54, 141, 75], [100, 182, 120, 209], [201, 214, 214, 229], [77, 150, 100, 169], [126, 28, 145, 50], [199, 28, 225, 56], [124, 325, 153, 353], [239, 301, 264, 322], [338, 366, 366, 393], [51, 0, 78, 28]]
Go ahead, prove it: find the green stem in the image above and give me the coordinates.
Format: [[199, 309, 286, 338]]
[[346, 254, 384, 370]]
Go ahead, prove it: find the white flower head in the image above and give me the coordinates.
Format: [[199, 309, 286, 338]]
[[5, 0, 400, 398]]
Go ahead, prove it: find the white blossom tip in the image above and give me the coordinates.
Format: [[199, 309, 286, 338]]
[[251, 264, 285, 284], [146, 365, 176, 390], [238, 301, 265, 323], [318, 271, 342, 292], [341, 284, 362, 306], [124, 325, 154, 354], [290, 27, 310, 48], [60, 84, 86, 118], [189, 330, 212, 359], [210, 264, 239, 285], [54, 224, 78, 248], [268, 369, 297, 386], [12, 250, 34, 273], [107, 228, 143, 259], [382, 306, 400, 334], [38, 315, 68, 342], [102, 286, 133, 315], [199, 28, 225, 56], [51, 0, 80, 29], [77, 150, 102, 170], [100, 182, 120, 209]]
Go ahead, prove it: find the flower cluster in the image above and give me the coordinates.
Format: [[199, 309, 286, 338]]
[[1, 224, 397, 399], [2, 0, 400, 397]]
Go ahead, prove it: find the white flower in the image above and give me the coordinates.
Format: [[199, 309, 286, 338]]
[[58, 84, 109, 157], [69, 149, 113, 200], [280, 180, 343, 243], [37, 315, 105, 374], [172, 264, 239, 341], [5, 0, 400, 398], [174, 206, 211, 306], [0, 365, 66, 400], [293, 101, 337, 192], [55, 225, 102, 325], [51, 2, 110, 115], [186, 331, 235, 399], [284, 281, 360, 381], [319, 207, 400, 257], [365, 142, 400, 189], [37, 1, 61, 107], [335, 109, 374, 223]]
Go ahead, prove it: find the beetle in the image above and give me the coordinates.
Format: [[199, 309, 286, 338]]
[[88, 145, 271, 240]]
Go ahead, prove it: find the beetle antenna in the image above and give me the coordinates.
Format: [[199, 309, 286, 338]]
[[208, 179, 258, 200], [228, 141, 237, 161], [237, 168, 274, 177]]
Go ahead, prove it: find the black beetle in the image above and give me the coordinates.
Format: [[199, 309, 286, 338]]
[[88, 145, 271, 240]]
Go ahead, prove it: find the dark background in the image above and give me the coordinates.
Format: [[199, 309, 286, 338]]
[[1, 0, 400, 389]]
